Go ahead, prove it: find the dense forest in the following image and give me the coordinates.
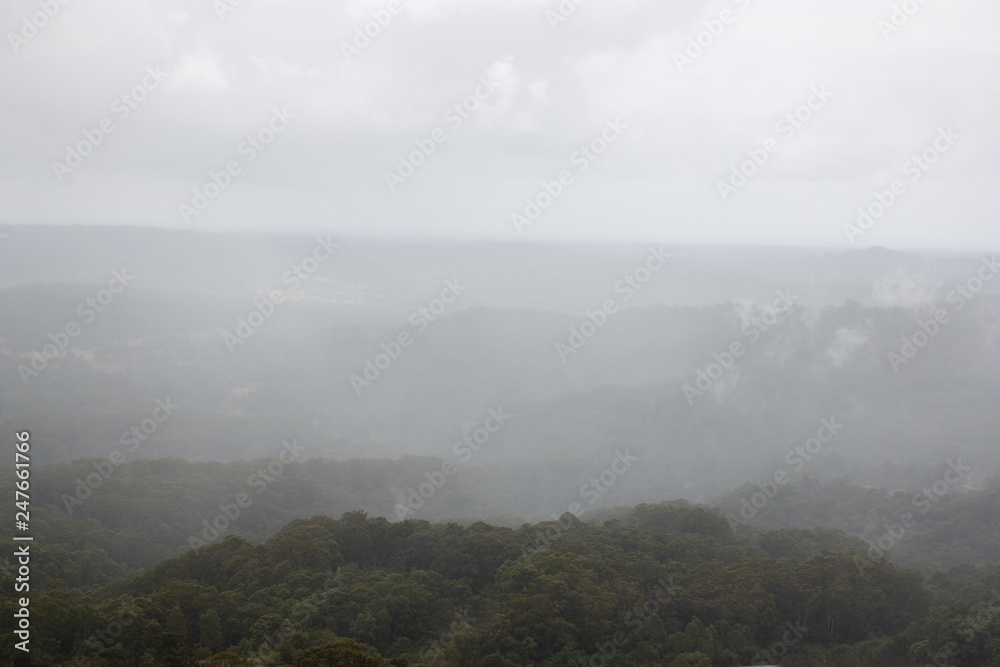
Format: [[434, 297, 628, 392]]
[[3, 504, 1000, 666], [5, 458, 1000, 587], [3, 462, 1000, 665]]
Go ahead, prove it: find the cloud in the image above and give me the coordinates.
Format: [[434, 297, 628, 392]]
[[871, 266, 942, 310], [823, 326, 870, 370], [0, 0, 997, 249], [170, 52, 230, 92]]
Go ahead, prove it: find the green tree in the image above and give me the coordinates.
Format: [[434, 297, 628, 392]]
[[166, 603, 187, 637], [668, 652, 713, 667], [207, 651, 252, 666], [199, 609, 225, 653], [293, 638, 387, 666]]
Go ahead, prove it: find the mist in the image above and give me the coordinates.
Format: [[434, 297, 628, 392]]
[[2, 2, 1000, 665]]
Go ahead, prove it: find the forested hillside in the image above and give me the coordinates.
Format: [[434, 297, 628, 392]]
[[5, 458, 1000, 590], [3, 504, 1000, 666], [4, 460, 1000, 665]]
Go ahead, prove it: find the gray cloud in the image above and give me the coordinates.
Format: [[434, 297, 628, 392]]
[[1, 0, 998, 249]]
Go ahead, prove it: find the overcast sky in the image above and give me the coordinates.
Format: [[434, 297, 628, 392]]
[[1, 0, 998, 250]]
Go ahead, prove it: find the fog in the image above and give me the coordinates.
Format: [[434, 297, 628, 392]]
[[2, 2, 1000, 665]]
